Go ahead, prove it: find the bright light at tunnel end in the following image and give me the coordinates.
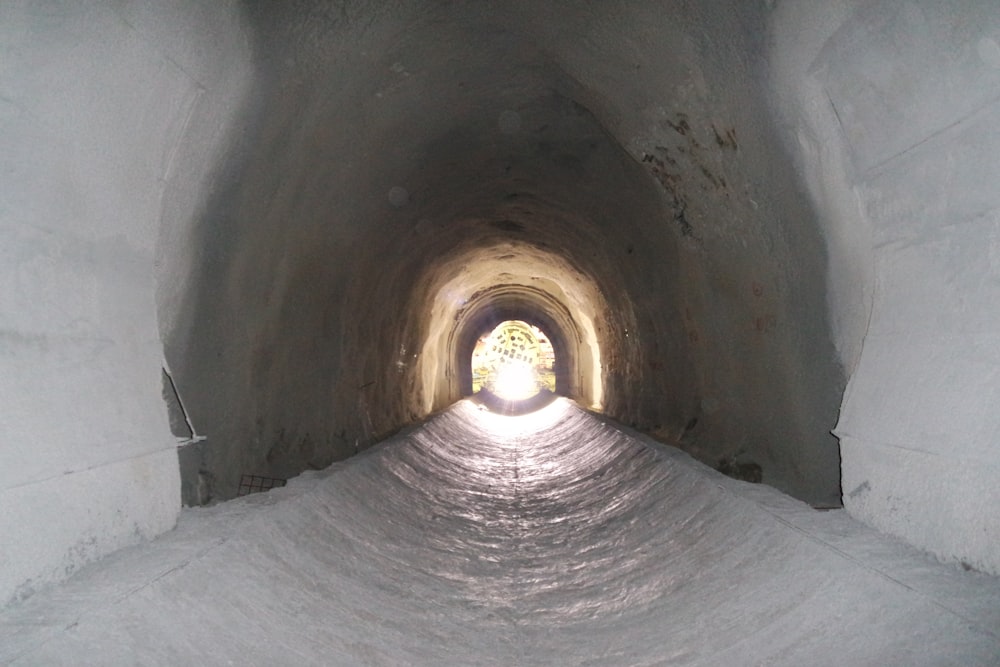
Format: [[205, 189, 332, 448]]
[[493, 363, 538, 400], [469, 394, 573, 437]]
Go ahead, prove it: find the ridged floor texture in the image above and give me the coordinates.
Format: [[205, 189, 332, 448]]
[[2, 399, 999, 665]]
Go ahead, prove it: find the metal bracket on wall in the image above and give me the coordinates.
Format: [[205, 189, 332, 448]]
[[162, 364, 207, 447]]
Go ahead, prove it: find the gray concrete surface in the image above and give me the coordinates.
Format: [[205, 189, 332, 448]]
[[770, 0, 1000, 578], [0, 1, 253, 605], [2, 399, 998, 665], [2, 0, 1000, 616]]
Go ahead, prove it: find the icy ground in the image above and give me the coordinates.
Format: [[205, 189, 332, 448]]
[[2, 399, 999, 665]]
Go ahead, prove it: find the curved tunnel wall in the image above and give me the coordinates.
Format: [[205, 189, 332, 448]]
[[166, 11, 698, 505], [0, 2, 254, 605], [452, 286, 586, 402], [2, 0, 999, 606], [771, 1, 1000, 573], [167, 1, 845, 512]]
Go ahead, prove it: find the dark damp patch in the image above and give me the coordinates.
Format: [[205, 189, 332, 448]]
[[489, 219, 525, 233]]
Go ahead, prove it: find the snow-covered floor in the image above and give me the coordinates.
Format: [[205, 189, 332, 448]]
[[2, 398, 999, 665]]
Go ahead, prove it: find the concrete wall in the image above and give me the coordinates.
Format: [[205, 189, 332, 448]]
[[3, 0, 997, 605], [524, 1, 846, 505], [771, 0, 1000, 573], [0, 1, 252, 605], [164, 1, 845, 509]]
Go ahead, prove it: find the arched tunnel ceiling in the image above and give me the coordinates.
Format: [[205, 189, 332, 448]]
[[448, 280, 595, 407], [161, 0, 844, 508], [6, 0, 1000, 613]]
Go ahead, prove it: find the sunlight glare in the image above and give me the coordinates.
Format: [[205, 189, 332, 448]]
[[493, 362, 538, 400], [469, 395, 572, 438]]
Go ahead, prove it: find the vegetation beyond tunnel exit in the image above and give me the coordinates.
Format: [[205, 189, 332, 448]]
[[472, 320, 556, 400]]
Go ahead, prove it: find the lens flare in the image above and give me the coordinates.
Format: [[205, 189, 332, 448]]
[[493, 362, 538, 400]]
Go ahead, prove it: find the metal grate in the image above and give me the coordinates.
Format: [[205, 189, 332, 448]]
[[237, 474, 287, 496]]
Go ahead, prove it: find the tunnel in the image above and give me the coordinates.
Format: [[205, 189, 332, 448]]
[[2, 1, 1000, 664]]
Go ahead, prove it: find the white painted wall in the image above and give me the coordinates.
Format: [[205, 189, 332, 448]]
[[0, 1, 252, 604], [771, 0, 1000, 573]]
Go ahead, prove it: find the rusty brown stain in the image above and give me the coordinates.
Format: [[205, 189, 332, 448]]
[[712, 124, 739, 151], [699, 165, 721, 187], [655, 146, 679, 167], [640, 113, 740, 238], [665, 116, 690, 136]]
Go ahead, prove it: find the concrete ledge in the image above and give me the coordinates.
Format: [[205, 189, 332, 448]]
[[841, 435, 1000, 575], [0, 447, 180, 607]]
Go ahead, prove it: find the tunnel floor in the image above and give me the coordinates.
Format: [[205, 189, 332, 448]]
[[2, 399, 999, 665]]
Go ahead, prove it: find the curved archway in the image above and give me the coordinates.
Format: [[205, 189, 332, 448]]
[[414, 240, 612, 418], [451, 285, 581, 400]]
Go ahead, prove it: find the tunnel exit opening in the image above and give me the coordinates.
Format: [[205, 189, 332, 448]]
[[472, 320, 556, 401], [418, 244, 608, 417]]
